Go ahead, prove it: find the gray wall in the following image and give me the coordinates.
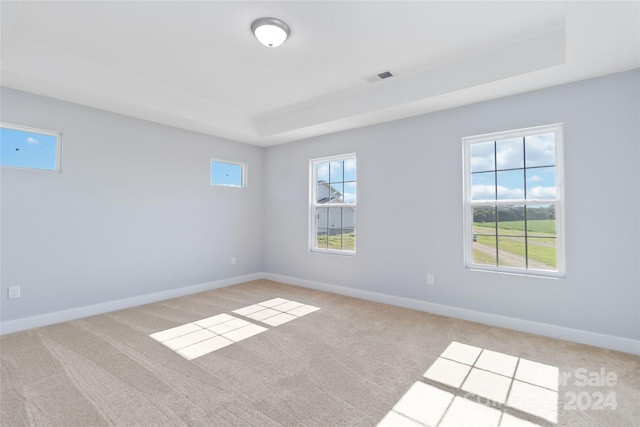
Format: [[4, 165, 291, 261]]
[[263, 69, 640, 342], [2, 70, 638, 344], [1, 87, 263, 322]]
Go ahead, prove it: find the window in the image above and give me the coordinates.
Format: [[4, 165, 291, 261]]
[[210, 159, 245, 188], [463, 124, 565, 277], [0, 123, 61, 171], [310, 154, 356, 254]]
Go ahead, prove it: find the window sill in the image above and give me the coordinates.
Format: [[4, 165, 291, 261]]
[[466, 265, 565, 280], [310, 249, 357, 257]]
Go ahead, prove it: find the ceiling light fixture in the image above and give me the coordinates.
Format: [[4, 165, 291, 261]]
[[251, 17, 290, 48]]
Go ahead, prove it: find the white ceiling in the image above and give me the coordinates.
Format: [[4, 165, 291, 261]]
[[1, 1, 638, 146]]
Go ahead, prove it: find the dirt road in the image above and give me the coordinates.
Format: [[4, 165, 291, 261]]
[[473, 242, 553, 270]]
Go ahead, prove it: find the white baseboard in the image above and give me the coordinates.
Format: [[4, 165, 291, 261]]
[[263, 273, 640, 355], [3, 271, 638, 355], [0, 273, 263, 335]]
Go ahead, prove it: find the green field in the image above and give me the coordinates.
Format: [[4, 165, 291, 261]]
[[317, 232, 355, 251], [490, 219, 556, 235], [473, 220, 557, 269]]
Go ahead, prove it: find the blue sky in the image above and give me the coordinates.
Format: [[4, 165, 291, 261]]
[[1, 126, 59, 171], [211, 160, 243, 187]]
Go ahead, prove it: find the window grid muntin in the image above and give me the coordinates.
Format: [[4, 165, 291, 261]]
[[470, 137, 556, 202], [311, 154, 356, 255], [470, 200, 561, 274], [464, 124, 564, 277]]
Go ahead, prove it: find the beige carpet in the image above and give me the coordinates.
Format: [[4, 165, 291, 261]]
[[1, 279, 638, 426]]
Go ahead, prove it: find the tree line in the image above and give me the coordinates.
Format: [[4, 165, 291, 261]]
[[473, 205, 555, 222]]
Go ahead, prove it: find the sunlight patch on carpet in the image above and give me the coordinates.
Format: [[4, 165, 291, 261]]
[[233, 298, 320, 326], [150, 314, 266, 360], [149, 298, 320, 360], [378, 341, 559, 427]]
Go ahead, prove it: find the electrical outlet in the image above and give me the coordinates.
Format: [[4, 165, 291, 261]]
[[427, 274, 435, 286], [8, 286, 21, 299], [231, 257, 237, 266]]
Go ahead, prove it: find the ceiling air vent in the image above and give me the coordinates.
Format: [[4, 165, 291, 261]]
[[377, 71, 394, 80]]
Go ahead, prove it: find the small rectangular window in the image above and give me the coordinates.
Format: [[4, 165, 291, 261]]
[[463, 124, 565, 277], [310, 154, 357, 254], [210, 159, 245, 188], [1, 123, 61, 171]]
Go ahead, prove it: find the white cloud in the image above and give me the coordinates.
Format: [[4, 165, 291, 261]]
[[525, 133, 555, 166], [527, 175, 543, 182], [473, 185, 555, 200], [472, 185, 495, 199], [497, 186, 524, 199], [317, 163, 329, 181], [496, 138, 524, 169], [528, 186, 556, 199], [26, 137, 39, 144], [344, 158, 356, 172], [329, 161, 342, 178], [471, 157, 493, 172], [472, 185, 524, 200], [470, 141, 495, 172]]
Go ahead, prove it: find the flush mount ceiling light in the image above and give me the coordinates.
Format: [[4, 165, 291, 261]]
[[251, 17, 290, 48]]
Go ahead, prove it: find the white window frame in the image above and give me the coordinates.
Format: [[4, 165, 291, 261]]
[[210, 158, 247, 188], [0, 122, 62, 172], [462, 124, 565, 278], [309, 153, 357, 255]]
